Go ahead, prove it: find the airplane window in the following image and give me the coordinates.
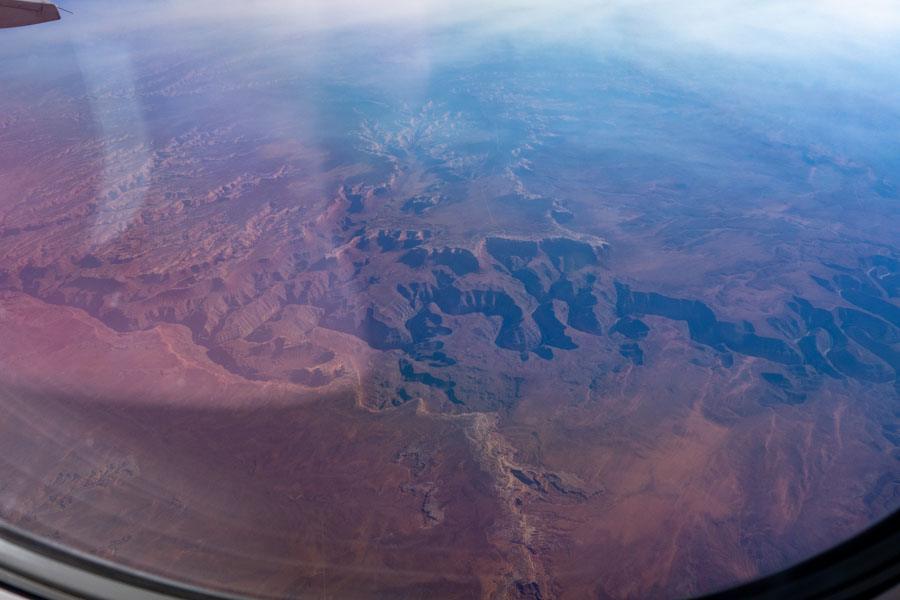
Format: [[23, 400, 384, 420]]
[[1, 1, 900, 599]]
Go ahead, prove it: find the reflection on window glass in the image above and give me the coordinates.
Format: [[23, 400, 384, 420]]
[[1, 1, 900, 598]]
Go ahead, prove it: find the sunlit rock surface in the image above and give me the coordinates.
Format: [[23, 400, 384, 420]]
[[2, 2, 900, 598]]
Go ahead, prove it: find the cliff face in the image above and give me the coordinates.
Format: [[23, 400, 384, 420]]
[[1, 15, 900, 600]]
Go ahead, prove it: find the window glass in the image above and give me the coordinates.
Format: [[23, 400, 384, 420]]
[[2, 2, 900, 598]]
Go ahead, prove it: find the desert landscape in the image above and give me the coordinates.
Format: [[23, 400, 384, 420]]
[[1, 2, 900, 598]]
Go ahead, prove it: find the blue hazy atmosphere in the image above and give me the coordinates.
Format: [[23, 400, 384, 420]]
[[2, 2, 900, 598]]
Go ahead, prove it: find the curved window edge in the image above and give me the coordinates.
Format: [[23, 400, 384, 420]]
[[0, 513, 898, 600], [0, 522, 251, 600], [692, 509, 900, 600]]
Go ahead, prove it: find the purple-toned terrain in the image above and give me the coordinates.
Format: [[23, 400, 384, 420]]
[[1, 2, 900, 598]]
